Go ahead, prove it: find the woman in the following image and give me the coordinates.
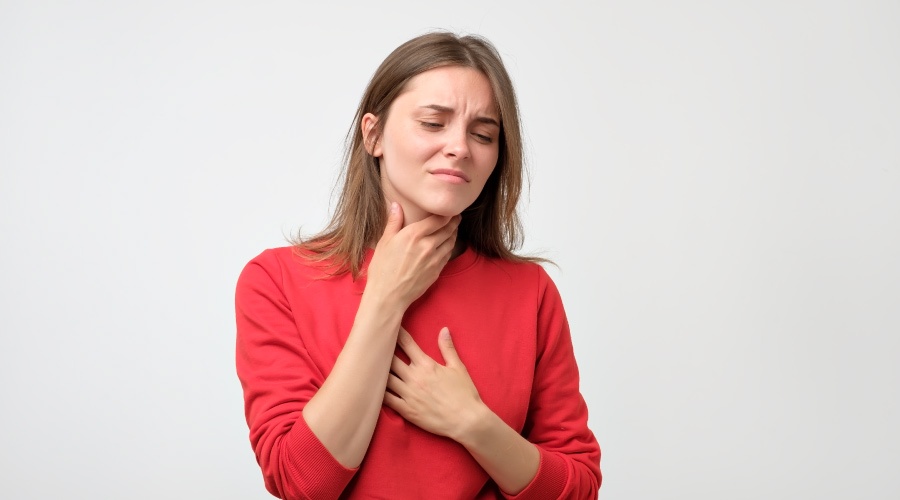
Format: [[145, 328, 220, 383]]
[[235, 32, 601, 499]]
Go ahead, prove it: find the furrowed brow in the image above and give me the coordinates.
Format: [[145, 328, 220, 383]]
[[420, 104, 453, 113], [419, 104, 500, 127], [474, 116, 500, 127]]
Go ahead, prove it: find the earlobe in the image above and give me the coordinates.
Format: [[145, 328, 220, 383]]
[[361, 113, 381, 156]]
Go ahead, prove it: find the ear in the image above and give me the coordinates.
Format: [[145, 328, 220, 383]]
[[361, 113, 382, 157]]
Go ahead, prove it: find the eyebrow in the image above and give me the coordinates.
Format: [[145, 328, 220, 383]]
[[419, 104, 500, 127]]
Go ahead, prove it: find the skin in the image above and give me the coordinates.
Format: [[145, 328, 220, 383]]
[[303, 66, 539, 495], [364, 65, 501, 225]]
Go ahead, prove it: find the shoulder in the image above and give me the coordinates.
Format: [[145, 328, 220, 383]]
[[242, 246, 289, 267], [472, 255, 561, 306], [245, 245, 327, 269], [479, 255, 555, 289], [237, 246, 323, 289], [240, 246, 291, 276]]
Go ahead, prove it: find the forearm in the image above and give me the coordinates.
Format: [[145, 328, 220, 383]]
[[302, 291, 405, 468], [302, 206, 458, 468], [456, 405, 540, 495]]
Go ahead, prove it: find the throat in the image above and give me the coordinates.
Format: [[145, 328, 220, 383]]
[[450, 238, 467, 260]]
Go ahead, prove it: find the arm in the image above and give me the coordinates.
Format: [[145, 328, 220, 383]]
[[385, 327, 540, 494], [508, 269, 601, 499], [383, 269, 601, 499], [236, 255, 354, 500], [304, 206, 459, 467], [236, 204, 460, 499], [298, 287, 404, 469]]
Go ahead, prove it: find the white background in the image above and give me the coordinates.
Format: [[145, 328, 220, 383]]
[[2, 1, 898, 499]]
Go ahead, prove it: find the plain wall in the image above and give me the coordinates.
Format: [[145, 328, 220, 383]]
[[1, 1, 898, 498]]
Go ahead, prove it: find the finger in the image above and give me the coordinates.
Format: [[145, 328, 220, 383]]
[[434, 228, 458, 256], [390, 355, 411, 379], [437, 327, 461, 367], [383, 390, 406, 413], [407, 213, 455, 237], [423, 220, 458, 261], [386, 373, 408, 398], [397, 327, 429, 364], [381, 202, 404, 239], [430, 217, 460, 248]]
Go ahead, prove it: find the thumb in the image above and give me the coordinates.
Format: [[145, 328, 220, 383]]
[[383, 202, 403, 238], [438, 327, 461, 366]]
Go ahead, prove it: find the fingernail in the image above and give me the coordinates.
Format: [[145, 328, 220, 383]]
[[440, 327, 451, 340], [390, 202, 398, 213]]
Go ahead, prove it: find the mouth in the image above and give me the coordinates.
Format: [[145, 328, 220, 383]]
[[429, 168, 470, 183]]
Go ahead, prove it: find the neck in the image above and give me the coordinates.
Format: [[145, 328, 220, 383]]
[[386, 199, 467, 260], [396, 202, 431, 228], [450, 238, 467, 259]]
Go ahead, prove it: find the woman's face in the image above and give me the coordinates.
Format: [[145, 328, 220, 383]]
[[363, 66, 501, 224]]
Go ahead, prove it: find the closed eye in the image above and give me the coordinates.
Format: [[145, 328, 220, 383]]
[[473, 133, 493, 144], [420, 121, 443, 129]]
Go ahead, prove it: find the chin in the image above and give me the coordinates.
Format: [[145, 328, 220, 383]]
[[421, 199, 473, 217], [427, 207, 463, 217]]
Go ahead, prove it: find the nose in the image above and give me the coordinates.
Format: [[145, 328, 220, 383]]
[[443, 125, 470, 160]]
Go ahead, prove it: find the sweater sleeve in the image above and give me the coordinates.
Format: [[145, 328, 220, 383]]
[[235, 250, 357, 500], [503, 267, 601, 499]]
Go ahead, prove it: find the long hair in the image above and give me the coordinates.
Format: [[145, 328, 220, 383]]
[[297, 32, 536, 278]]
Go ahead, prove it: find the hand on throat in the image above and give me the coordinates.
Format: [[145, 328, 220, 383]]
[[390, 199, 467, 260]]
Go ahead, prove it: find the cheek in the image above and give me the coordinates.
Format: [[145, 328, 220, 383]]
[[475, 151, 500, 182], [468, 170, 496, 201], [384, 121, 437, 157]]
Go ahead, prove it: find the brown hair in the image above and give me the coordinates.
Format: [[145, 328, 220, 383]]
[[297, 31, 537, 277]]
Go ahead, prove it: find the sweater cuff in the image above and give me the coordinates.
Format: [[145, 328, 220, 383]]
[[283, 414, 358, 498], [503, 447, 568, 500]]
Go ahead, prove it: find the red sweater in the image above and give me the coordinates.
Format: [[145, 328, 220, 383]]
[[235, 246, 601, 499]]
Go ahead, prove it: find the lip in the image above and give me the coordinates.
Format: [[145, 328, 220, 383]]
[[429, 168, 470, 183]]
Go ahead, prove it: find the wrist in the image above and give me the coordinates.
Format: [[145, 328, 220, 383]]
[[360, 284, 407, 319], [451, 401, 494, 448], [354, 290, 406, 340]]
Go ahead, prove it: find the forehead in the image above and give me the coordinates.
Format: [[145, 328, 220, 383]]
[[396, 66, 499, 118]]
